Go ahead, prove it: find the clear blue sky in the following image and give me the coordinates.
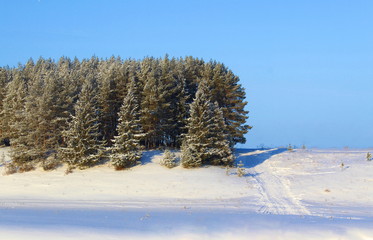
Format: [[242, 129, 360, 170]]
[[1, 0, 372, 148]]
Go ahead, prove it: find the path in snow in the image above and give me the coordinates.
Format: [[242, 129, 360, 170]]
[[237, 149, 311, 215]]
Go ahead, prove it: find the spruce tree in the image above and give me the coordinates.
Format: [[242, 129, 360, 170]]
[[98, 68, 118, 145], [2, 70, 33, 171], [60, 78, 105, 169], [207, 102, 235, 166], [202, 62, 251, 146], [181, 81, 234, 168], [110, 78, 143, 170], [10, 63, 46, 166], [0, 56, 249, 171], [0, 68, 9, 144], [7, 59, 71, 170], [37, 70, 72, 169], [0, 70, 27, 142], [140, 57, 162, 148], [161, 56, 189, 147], [158, 55, 175, 146]]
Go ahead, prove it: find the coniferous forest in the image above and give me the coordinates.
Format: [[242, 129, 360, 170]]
[[0, 55, 250, 173]]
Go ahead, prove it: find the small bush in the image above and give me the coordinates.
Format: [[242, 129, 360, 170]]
[[64, 165, 74, 175], [161, 150, 177, 168], [112, 151, 141, 170], [42, 154, 61, 171], [236, 160, 245, 177], [4, 162, 17, 175], [340, 162, 344, 169], [367, 152, 372, 161], [181, 145, 201, 168], [18, 163, 35, 173], [225, 165, 230, 176], [1, 153, 17, 175], [0, 152, 5, 166]]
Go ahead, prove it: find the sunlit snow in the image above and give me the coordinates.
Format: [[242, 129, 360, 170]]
[[1, 147, 372, 239]]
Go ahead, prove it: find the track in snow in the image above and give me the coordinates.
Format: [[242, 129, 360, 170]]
[[238, 148, 310, 216]]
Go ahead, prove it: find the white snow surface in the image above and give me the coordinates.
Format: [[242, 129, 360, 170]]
[[1, 147, 373, 239]]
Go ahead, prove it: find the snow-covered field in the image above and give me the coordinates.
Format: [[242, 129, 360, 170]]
[[1, 147, 373, 239]]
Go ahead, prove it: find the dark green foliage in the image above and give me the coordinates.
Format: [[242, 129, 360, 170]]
[[1, 55, 250, 171]]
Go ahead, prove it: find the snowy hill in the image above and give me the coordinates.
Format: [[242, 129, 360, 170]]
[[1, 147, 373, 239]]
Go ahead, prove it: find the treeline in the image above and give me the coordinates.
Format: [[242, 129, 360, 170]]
[[0, 55, 250, 172]]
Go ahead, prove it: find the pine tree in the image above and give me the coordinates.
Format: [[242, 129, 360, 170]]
[[181, 81, 234, 168], [173, 77, 189, 147], [10, 62, 46, 167], [6, 59, 70, 170], [140, 57, 163, 148], [207, 102, 235, 166], [98, 69, 117, 145], [161, 56, 190, 147], [0, 70, 27, 142], [60, 78, 105, 169], [110, 78, 143, 170], [202, 62, 251, 147], [0, 56, 249, 172], [0, 67, 9, 144], [2, 70, 33, 171], [158, 55, 175, 146], [180, 140, 201, 168], [182, 56, 204, 104], [37, 70, 72, 169]]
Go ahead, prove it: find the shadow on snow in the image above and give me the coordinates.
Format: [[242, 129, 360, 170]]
[[141, 150, 163, 165], [235, 148, 287, 169]]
